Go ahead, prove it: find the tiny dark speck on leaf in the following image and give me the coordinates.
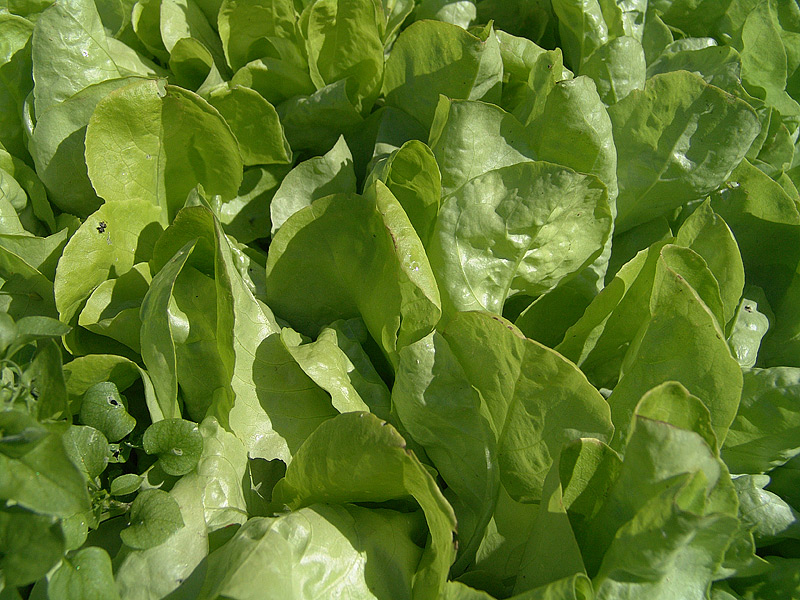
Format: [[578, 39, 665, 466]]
[[744, 304, 753, 313], [97, 221, 107, 234]]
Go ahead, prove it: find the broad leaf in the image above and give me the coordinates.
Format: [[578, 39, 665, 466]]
[[383, 20, 503, 129], [54, 199, 162, 326], [269, 134, 356, 235], [197, 505, 424, 600], [273, 412, 458, 600], [607, 245, 743, 447], [206, 84, 292, 166], [609, 70, 760, 232], [120, 489, 185, 550], [85, 79, 242, 223], [31, 0, 121, 116], [428, 161, 611, 316], [723, 368, 800, 474], [266, 182, 441, 366]]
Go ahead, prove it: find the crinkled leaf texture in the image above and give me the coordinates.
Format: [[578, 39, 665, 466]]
[[428, 161, 612, 316], [197, 505, 425, 600]]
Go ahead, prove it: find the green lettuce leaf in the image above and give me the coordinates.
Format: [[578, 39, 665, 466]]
[[428, 161, 611, 316], [383, 20, 503, 129], [269, 134, 356, 235], [266, 181, 441, 367], [197, 505, 425, 600], [84, 79, 242, 223], [609, 70, 760, 232], [272, 411, 458, 600]]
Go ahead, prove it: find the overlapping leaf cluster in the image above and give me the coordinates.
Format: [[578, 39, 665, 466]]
[[2, 0, 800, 598]]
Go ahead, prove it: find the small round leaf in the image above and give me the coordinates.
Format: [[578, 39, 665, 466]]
[[79, 382, 136, 442], [63, 425, 109, 479], [110, 474, 143, 496], [142, 418, 203, 476], [120, 489, 184, 550]]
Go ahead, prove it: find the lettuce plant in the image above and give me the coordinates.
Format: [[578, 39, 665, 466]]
[[2, 0, 800, 598]]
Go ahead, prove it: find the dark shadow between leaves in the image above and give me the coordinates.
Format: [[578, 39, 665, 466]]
[[251, 332, 338, 457]]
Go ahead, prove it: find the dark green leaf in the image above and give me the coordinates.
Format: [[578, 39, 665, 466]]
[[62, 425, 109, 480], [110, 473, 143, 496], [47, 547, 120, 600], [79, 381, 136, 442], [0, 507, 65, 587], [120, 488, 185, 550], [143, 418, 203, 476], [0, 424, 90, 517]]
